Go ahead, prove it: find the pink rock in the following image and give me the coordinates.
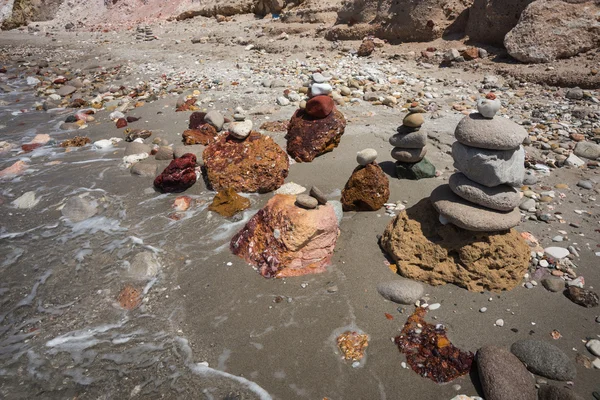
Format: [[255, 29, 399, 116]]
[[231, 194, 339, 278], [31, 134, 51, 145], [0, 160, 28, 179], [173, 196, 193, 211]]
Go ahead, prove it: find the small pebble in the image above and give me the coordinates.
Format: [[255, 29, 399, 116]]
[[495, 319, 505, 327], [296, 194, 318, 209], [480, 307, 487, 313]]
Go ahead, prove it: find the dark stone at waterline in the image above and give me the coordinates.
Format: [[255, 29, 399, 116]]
[[566, 286, 599, 308], [395, 157, 436, 180], [153, 153, 197, 193]]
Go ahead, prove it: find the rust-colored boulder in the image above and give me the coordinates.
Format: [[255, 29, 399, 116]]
[[203, 131, 289, 193], [208, 188, 251, 217], [341, 163, 390, 211], [380, 198, 530, 292], [153, 153, 197, 193], [305, 95, 335, 118], [183, 125, 218, 145], [188, 112, 207, 129], [286, 108, 347, 162], [357, 39, 375, 57], [231, 194, 340, 278]]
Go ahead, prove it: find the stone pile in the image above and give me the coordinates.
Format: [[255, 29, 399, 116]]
[[431, 94, 528, 232], [341, 148, 390, 211], [390, 108, 436, 180], [286, 72, 346, 162], [136, 25, 155, 41]]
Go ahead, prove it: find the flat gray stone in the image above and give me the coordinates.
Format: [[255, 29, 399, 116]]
[[357, 148, 377, 165], [431, 185, 521, 232], [455, 113, 527, 150], [154, 146, 174, 160], [204, 110, 224, 131], [452, 142, 525, 187], [541, 277, 565, 292], [574, 141, 600, 160], [389, 130, 427, 148], [510, 339, 576, 381], [376, 279, 424, 305], [61, 196, 97, 222], [449, 173, 520, 212], [173, 145, 204, 165], [477, 346, 537, 400], [130, 162, 158, 177], [391, 147, 427, 163], [295, 194, 318, 209], [56, 85, 77, 97], [129, 251, 160, 281], [124, 142, 151, 156]]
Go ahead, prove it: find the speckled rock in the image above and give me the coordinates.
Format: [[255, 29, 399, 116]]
[[477, 346, 537, 400], [510, 339, 576, 381], [182, 125, 218, 145], [286, 108, 346, 162], [452, 142, 525, 187], [341, 163, 390, 211]]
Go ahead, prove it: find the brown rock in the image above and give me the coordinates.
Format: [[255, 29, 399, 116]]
[[566, 286, 599, 308], [208, 188, 251, 217], [460, 47, 479, 60], [305, 95, 335, 118], [341, 163, 390, 211], [189, 111, 207, 129], [286, 108, 347, 162], [380, 198, 530, 292], [116, 118, 128, 129], [231, 194, 339, 278], [203, 131, 289, 193], [60, 136, 91, 148], [357, 39, 375, 57], [182, 125, 218, 145]]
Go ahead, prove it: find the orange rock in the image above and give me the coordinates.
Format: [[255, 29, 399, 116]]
[[208, 188, 250, 217], [117, 285, 142, 310], [341, 163, 390, 211]]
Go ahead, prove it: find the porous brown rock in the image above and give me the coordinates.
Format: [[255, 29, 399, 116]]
[[231, 194, 339, 278], [182, 125, 218, 145], [203, 131, 289, 193], [341, 163, 390, 211], [286, 108, 346, 162], [208, 187, 250, 217], [380, 198, 530, 292]]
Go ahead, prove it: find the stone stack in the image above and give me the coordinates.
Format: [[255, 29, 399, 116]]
[[136, 25, 155, 41], [390, 109, 436, 180], [341, 149, 390, 211], [286, 72, 346, 162], [431, 95, 528, 232]]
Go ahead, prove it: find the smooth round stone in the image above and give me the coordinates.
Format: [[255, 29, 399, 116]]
[[229, 120, 253, 139], [309, 186, 328, 205], [357, 148, 377, 165], [431, 185, 521, 232], [455, 113, 527, 150], [519, 198, 536, 212], [310, 83, 333, 96], [391, 147, 427, 163], [295, 194, 318, 209], [452, 142, 525, 187], [389, 130, 427, 148], [511, 339, 576, 381], [376, 279, 425, 305], [544, 246, 570, 260], [312, 72, 330, 83], [305, 95, 334, 118], [449, 173, 520, 212], [204, 110, 224, 131], [233, 113, 246, 121], [476, 98, 501, 118], [586, 339, 600, 357], [403, 113, 424, 128]]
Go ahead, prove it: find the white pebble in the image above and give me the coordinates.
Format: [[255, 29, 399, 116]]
[[428, 303, 440, 310], [495, 319, 504, 327]]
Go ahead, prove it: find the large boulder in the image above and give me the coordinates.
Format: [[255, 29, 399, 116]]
[[286, 108, 346, 162], [466, 0, 536, 46], [326, 0, 472, 42], [504, 0, 600, 63], [341, 163, 390, 211], [1, 0, 63, 30], [477, 346, 537, 400], [203, 131, 289, 193], [510, 339, 577, 381], [231, 194, 340, 278], [380, 198, 530, 292]]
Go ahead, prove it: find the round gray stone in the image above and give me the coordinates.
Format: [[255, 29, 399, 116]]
[[510, 339, 576, 381], [389, 130, 427, 148], [130, 162, 158, 178], [155, 146, 174, 160], [431, 185, 521, 232], [296, 194, 318, 209], [357, 148, 377, 165], [204, 110, 224, 131], [391, 147, 427, 163], [455, 113, 527, 150], [309, 186, 328, 205], [449, 173, 520, 212], [574, 141, 600, 160], [129, 251, 160, 281], [61, 196, 97, 222], [519, 198, 536, 212], [376, 279, 424, 305], [477, 346, 537, 400], [229, 120, 253, 139], [124, 142, 150, 156], [452, 142, 525, 187], [541, 277, 565, 292], [56, 85, 77, 97]]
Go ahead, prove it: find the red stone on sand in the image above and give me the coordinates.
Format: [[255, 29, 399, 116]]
[[153, 153, 197, 193], [305, 95, 334, 119]]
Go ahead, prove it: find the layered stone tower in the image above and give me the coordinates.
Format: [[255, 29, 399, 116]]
[[390, 108, 436, 180]]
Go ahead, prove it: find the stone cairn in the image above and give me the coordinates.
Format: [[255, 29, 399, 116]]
[[136, 25, 155, 41], [389, 108, 436, 180], [431, 93, 528, 231], [341, 149, 390, 211]]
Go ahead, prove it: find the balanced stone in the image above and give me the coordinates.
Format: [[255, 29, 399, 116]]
[[357, 148, 377, 165], [391, 147, 427, 163], [296, 194, 318, 209], [449, 173, 520, 212], [431, 185, 521, 232], [476, 98, 501, 119], [396, 158, 436, 180], [389, 130, 427, 148], [309, 186, 328, 205], [455, 113, 527, 150], [204, 110, 224, 131], [403, 113, 424, 128], [452, 142, 525, 187], [229, 120, 253, 140], [311, 83, 333, 96]]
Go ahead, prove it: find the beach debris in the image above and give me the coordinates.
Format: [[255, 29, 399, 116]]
[[391, 108, 436, 180], [337, 331, 369, 361], [395, 307, 473, 383]]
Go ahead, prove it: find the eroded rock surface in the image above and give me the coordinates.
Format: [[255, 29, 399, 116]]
[[286, 108, 346, 162]]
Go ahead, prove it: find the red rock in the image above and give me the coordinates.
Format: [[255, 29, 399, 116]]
[[203, 131, 289, 193], [176, 97, 198, 112], [0, 160, 28, 179], [188, 112, 207, 129], [341, 163, 390, 211], [182, 125, 218, 145], [570, 133, 585, 142], [305, 95, 334, 119], [126, 116, 140, 123], [116, 118, 128, 128], [286, 108, 347, 162], [53, 78, 67, 84], [358, 40, 375, 57], [461, 47, 479, 61], [21, 143, 42, 153], [208, 188, 251, 217], [153, 153, 197, 193], [231, 194, 339, 278]]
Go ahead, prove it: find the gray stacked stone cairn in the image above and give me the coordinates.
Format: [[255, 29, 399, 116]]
[[431, 96, 528, 232], [136, 26, 155, 41], [389, 108, 436, 180]]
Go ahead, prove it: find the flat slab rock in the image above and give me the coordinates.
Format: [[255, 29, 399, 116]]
[[380, 198, 529, 292], [431, 185, 521, 232], [203, 131, 289, 193], [341, 163, 390, 211], [230, 194, 339, 278], [449, 173, 520, 212], [286, 108, 346, 162]]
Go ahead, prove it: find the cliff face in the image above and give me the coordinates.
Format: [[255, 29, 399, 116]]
[[1, 0, 63, 29]]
